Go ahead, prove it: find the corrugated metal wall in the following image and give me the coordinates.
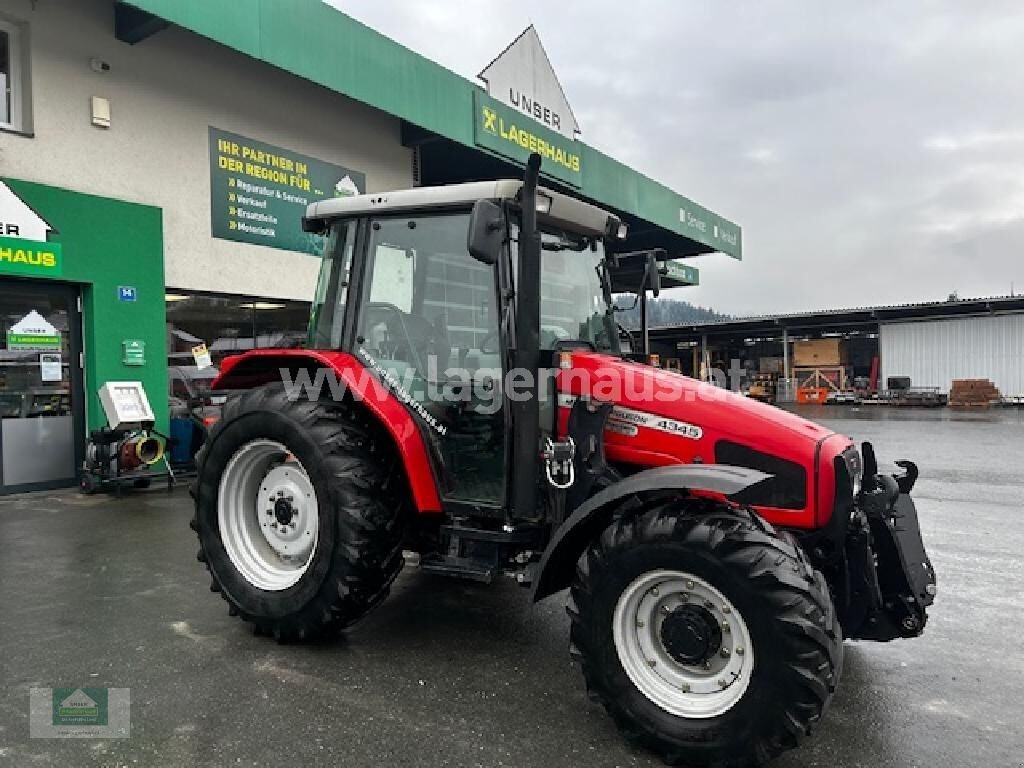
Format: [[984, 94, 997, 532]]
[[880, 314, 1024, 396]]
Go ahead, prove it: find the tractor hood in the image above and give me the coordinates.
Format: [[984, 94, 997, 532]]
[[556, 351, 837, 468]]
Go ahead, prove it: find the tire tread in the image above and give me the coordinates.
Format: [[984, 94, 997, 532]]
[[569, 500, 842, 767], [191, 383, 408, 641]]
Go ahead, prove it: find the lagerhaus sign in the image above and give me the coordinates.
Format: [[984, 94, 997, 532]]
[[474, 92, 582, 187], [0, 181, 62, 277]]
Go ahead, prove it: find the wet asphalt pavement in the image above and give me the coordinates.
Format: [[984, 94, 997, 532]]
[[0, 405, 1022, 767]]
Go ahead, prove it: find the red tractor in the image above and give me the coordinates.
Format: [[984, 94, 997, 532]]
[[192, 155, 935, 766]]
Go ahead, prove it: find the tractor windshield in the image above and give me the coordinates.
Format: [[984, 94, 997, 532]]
[[511, 226, 620, 355]]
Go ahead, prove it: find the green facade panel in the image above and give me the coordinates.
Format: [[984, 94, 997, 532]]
[[3, 179, 168, 433], [122, 0, 741, 259]]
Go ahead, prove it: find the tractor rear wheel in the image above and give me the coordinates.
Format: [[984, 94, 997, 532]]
[[191, 384, 408, 641], [568, 501, 842, 767]]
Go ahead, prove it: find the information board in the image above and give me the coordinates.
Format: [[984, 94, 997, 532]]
[[209, 127, 366, 255]]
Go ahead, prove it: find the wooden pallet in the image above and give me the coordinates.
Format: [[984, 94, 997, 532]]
[[793, 366, 849, 392], [949, 378, 1001, 407]]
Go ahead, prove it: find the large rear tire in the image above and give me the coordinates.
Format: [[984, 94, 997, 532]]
[[569, 501, 842, 767], [191, 384, 408, 641]]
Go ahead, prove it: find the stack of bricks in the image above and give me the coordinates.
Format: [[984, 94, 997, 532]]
[[949, 379, 1001, 407]]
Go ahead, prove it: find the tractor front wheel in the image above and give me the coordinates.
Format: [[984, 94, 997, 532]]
[[191, 384, 408, 641], [569, 501, 842, 767]]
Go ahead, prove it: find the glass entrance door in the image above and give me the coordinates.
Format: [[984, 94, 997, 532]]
[[0, 280, 83, 493]]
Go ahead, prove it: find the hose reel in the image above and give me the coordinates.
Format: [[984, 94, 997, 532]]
[[118, 433, 166, 470]]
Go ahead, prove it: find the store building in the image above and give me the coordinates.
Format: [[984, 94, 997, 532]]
[[0, 0, 740, 493]]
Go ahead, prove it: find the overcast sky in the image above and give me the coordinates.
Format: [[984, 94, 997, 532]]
[[330, 1, 1022, 315]]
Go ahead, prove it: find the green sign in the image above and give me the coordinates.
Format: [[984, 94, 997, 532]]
[[209, 127, 366, 255], [123, 339, 146, 366], [7, 332, 60, 349], [0, 236, 63, 278], [473, 92, 582, 187], [663, 260, 700, 287]]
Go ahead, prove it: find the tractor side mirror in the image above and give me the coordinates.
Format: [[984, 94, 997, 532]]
[[467, 199, 504, 266], [645, 252, 662, 298]]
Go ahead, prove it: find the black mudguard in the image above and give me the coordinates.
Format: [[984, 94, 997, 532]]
[[531, 464, 771, 601]]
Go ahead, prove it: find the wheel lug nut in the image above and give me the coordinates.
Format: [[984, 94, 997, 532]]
[[703, 660, 712, 670], [679, 592, 689, 602], [647, 659, 657, 668], [720, 648, 730, 658], [651, 587, 659, 597], [718, 678, 728, 689], [722, 605, 731, 614], [736, 648, 745, 656], [686, 580, 695, 590], [721, 624, 730, 634], [662, 605, 672, 614]]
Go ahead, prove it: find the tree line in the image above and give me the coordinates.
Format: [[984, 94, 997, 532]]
[[614, 297, 730, 329]]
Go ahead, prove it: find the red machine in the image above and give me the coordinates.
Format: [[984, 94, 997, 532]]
[[192, 156, 935, 767]]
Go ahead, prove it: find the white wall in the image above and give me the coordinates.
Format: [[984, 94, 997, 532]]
[[880, 314, 1024, 397], [0, 0, 412, 300]]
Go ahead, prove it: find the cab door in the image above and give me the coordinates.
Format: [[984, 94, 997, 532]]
[[353, 212, 506, 506]]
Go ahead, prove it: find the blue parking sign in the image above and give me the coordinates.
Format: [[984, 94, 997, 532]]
[[118, 286, 137, 302]]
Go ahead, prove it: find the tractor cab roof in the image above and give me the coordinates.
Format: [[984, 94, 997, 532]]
[[304, 180, 621, 240]]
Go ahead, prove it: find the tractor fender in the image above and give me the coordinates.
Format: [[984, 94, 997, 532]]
[[531, 464, 771, 601], [211, 348, 443, 513]]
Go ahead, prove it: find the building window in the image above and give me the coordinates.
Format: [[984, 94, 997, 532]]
[[165, 290, 311, 369], [0, 19, 25, 132]]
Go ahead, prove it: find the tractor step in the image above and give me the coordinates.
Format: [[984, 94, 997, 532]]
[[417, 524, 543, 583], [419, 554, 496, 583], [440, 523, 540, 544]]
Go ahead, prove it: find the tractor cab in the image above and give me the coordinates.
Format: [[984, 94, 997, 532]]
[[300, 176, 631, 511]]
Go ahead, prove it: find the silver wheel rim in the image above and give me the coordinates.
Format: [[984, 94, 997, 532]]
[[613, 569, 754, 719], [218, 439, 319, 591]]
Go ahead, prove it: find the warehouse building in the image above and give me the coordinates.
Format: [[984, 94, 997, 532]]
[[0, 0, 740, 492], [650, 295, 1024, 403]]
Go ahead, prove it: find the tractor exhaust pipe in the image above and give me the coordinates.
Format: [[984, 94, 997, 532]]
[[511, 153, 543, 521]]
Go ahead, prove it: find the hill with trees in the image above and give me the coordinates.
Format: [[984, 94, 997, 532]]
[[615, 297, 730, 328]]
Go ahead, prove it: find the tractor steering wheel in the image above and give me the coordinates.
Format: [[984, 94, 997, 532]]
[[479, 330, 500, 355], [362, 302, 428, 374]]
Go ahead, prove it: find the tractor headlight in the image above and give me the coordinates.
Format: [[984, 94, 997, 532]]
[[844, 447, 864, 497]]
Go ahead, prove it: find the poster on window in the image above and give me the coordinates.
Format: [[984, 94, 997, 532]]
[[7, 310, 61, 350], [191, 343, 212, 370], [40, 353, 62, 382]]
